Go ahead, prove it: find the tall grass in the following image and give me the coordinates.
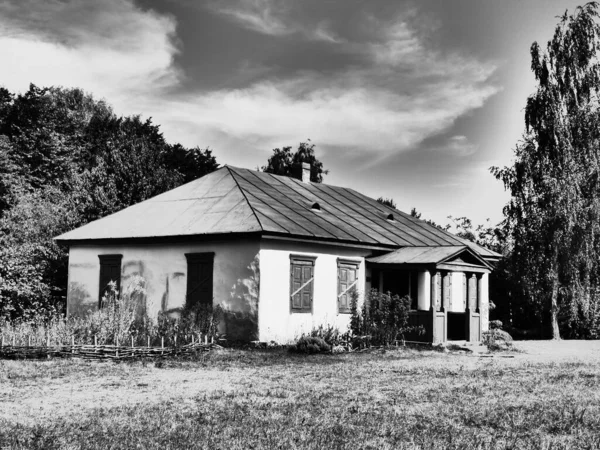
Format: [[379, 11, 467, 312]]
[[0, 276, 222, 347]]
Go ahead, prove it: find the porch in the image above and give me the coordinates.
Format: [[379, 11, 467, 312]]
[[367, 246, 492, 343]]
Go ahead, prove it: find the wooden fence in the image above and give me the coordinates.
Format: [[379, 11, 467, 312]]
[[0, 335, 220, 360]]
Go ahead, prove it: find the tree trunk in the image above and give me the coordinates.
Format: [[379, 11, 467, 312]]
[[550, 274, 561, 340]]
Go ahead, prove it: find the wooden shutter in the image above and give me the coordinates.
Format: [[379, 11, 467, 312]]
[[98, 255, 122, 307], [290, 255, 316, 312], [185, 253, 214, 309], [337, 260, 358, 314]]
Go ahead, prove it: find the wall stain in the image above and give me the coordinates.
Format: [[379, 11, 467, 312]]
[[67, 282, 95, 316], [223, 254, 260, 342]]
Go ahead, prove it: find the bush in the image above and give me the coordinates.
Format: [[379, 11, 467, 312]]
[[482, 329, 513, 351], [349, 288, 418, 347], [288, 336, 331, 354]]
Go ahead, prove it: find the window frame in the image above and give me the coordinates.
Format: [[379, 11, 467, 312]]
[[337, 258, 360, 314], [289, 254, 317, 313], [98, 254, 123, 308]]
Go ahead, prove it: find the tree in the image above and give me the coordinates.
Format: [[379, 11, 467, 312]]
[[493, 2, 600, 339], [376, 197, 396, 208], [262, 141, 328, 182], [0, 85, 220, 320]]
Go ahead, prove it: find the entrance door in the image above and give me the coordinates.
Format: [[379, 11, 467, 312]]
[[185, 253, 214, 309]]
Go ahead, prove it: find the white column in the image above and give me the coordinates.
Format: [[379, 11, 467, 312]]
[[480, 273, 490, 331], [417, 271, 431, 310]]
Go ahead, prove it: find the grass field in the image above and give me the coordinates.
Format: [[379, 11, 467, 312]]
[[1, 342, 600, 449]]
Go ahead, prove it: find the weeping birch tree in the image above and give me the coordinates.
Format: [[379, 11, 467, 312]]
[[494, 2, 600, 339]]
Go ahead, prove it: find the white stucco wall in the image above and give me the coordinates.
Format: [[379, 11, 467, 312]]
[[67, 239, 261, 340], [449, 272, 464, 313], [258, 239, 371, 343]]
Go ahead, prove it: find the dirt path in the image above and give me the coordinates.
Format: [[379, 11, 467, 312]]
[[512, 340, 600, 362]]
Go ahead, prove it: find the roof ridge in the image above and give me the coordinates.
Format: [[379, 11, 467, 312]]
[[227, 166, 265, 233]]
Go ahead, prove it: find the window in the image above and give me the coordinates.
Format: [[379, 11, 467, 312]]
[[290, 255, 316, 313], [98, 254, 122, 307], [337, 259, 359, 314], [185, 253, 215, 309]]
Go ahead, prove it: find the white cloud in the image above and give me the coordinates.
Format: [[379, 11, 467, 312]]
[[0, 0, 498, 166], [0, 0, 180, 112], [206, 0, 342, 43]]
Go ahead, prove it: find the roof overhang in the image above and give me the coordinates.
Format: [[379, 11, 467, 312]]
[[366, 245, 493, 272]]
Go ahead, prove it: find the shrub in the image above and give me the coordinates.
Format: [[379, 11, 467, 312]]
[[309, 325, 348, 347], [489, 320, 503, 330], [288, 336, 331, 354], [482, 329, 513, 351], [349, 288, 418, 347]]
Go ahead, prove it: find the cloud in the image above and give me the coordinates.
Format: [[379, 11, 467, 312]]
[[0, 0, 180, 111], [206, 0, 343, 43], [429, 135, 479, 157], [0, 0, 498, 165]]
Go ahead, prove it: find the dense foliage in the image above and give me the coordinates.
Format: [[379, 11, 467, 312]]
[[0, 85, 219, 320], [493, 2, 600, 339], [261, 140, 328, 182], [350, 288, 417, 346]]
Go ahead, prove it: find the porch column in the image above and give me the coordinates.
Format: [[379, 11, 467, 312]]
[[476, 274, 483, 313], [429, 271, 437, 311], [417, 271, 431, 310]]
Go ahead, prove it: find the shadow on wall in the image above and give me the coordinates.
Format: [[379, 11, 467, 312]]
[[67, 282, 95, 316], [223, 254, 260, 342]]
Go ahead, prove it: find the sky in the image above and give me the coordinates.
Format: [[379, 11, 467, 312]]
[[0, 0, 586, 226]]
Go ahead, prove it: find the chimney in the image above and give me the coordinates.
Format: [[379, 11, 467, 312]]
[[301, 162, 311, 183], [293, 162, 311, 183]]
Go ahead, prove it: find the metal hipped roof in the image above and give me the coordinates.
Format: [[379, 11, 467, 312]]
[[366, 245, 493, 270], [55, 166, 502, 261]]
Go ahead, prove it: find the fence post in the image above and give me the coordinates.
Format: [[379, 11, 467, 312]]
[[116, 336, 119, 358], [28, 335, 31, 348], [161, 337, 164, 356], [131, 335, 134, 348], [204, 335, 208, 345], [71, 335, 74, 355], [148, 335, 150, 348]]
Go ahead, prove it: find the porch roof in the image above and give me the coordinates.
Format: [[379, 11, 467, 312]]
[[366, 245, 492, 271]]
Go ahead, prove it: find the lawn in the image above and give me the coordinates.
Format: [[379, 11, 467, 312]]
[[1, 342, 600, 449]]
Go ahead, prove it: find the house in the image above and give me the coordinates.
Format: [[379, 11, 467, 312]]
[[55, 164, 500, 343]]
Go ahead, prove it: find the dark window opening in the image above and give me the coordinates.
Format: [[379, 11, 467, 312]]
[[311, 202, 321, 211], [98, 254, 122, 308], [185, 253, 215, 310]]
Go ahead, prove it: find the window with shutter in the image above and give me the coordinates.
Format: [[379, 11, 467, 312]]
[[98, 255, 122, 308], [337, 259, 359, 314], [290, 255, 317, 313], [185, 253, 215, 309]]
